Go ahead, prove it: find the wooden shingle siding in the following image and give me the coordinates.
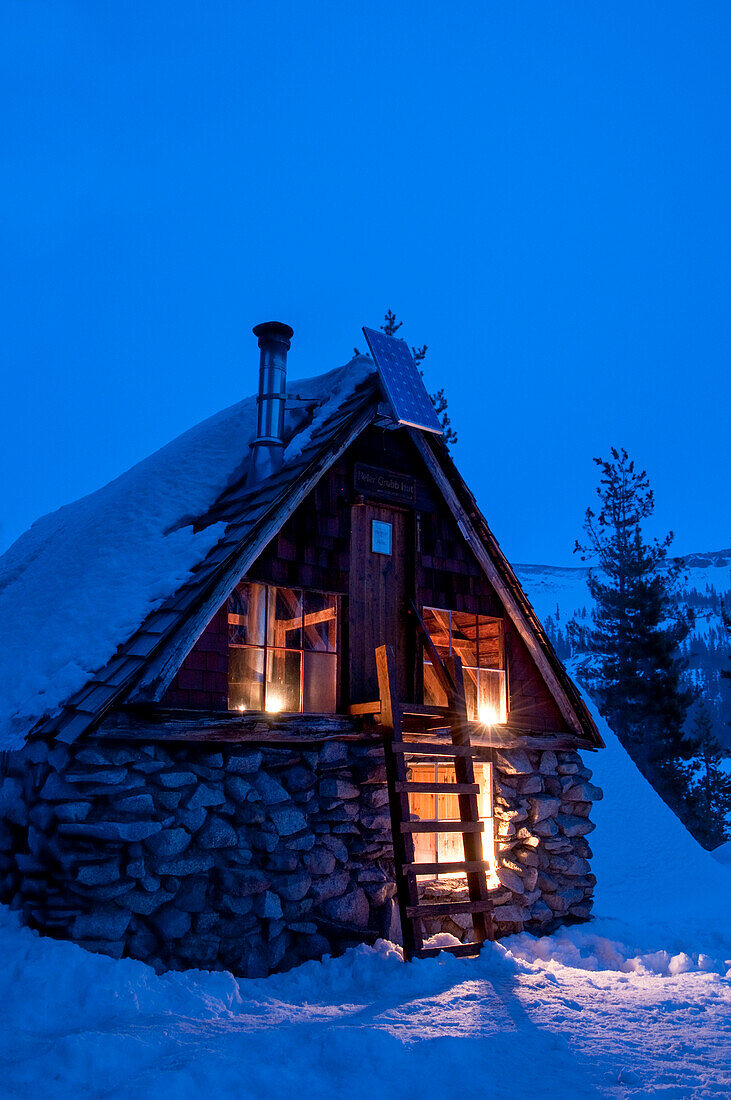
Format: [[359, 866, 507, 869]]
[[162, 605, 228, 710]]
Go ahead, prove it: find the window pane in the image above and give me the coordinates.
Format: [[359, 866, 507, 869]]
[[303, 651, 336, 712], [228, 646, 265, 711], [476, 616, 502, 669], [303, 591, 337, 652], [265, 648, 301, 712], [477, 668, 507, 724], [422, 607, 451, 659], [451, 611, 478, 668], [228, 581, 266, 646], [423, 660, 448, 708], [462, 666, 479, 721], [267, 587, 302, 649]]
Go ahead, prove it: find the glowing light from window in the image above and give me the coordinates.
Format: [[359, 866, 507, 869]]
[[265, 694, 283, 714], [237, 704, 246, 713], [479, 704, 499, 725]]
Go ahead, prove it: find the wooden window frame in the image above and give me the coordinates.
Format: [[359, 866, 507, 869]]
[[228, 582, 339, 714], [421, 606, 508, 723]]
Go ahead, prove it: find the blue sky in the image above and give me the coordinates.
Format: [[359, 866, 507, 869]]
[[2, 1, 729, 565]]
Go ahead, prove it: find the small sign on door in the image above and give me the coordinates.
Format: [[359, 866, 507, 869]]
[[371, 519, 392, 555]]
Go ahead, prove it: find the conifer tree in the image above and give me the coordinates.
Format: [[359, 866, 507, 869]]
[[574, 448, 694, 813], [686, 702, 731, 849]]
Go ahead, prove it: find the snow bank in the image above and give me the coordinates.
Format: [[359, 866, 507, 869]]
[[0, 359, 374, 749]]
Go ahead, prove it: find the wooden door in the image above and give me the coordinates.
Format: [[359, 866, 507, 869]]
[[349, 504, 410, 703]]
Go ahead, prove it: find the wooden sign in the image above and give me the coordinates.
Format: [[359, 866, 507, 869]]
[[354, 463, 415, 505]]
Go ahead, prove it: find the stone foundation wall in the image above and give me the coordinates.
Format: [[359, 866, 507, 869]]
[[0, 731, 601, 973], [0, 732, 396, 976]]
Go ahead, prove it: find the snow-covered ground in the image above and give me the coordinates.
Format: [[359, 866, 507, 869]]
[[2, 702, 729, 1099]]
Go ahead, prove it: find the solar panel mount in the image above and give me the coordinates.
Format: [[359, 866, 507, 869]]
[[362, 326, 443, 436]]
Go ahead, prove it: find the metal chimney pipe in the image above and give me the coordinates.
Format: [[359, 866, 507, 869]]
[[246, 321, 293, 486]]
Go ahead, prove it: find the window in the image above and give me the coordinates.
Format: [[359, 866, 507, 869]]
[[422, 607, 507, 723], [409, 761, 498, 884], [228, 582, 338, 713]]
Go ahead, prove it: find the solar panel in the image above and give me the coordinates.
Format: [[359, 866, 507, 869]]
[[362, 326, 444, 435]]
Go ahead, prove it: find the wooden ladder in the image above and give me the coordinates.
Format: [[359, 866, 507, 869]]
[[374, 643, 494, 961]]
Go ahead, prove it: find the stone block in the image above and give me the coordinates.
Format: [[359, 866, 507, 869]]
[[265, 851, 299, 872], [227, 752, 263, 775], [323, 886, 369, 927], [538, 751, 558, 775], [76, 862, 121, 886], [496, 867, 524, 894], [39, 773, 80, 801], [73, 905, 131, 940], [319, 778, 359, 800], [59, 820, 162, 842], [262, 891, 283, 920], [65, 767, 130, 785], [224, 776, 256, 804], [152, 855, 215, 876], [557, 815, 595, 837], [175, 877, 208, 912], [112, 792, 156, 815], [124, 888, 172, 915], [270, 808, 307, 836], [276, 873, 311, 902], [153, 904, 191, 939], [303, 848, 337, 876], [254, 774, 290, 805], [491, 904, 525, 923], [309, 871, 350, 903], [198, 816, 238, 849], [494, 750, 532, 775], [158, 771, 198, 788], [54, 801, 92, 824], [145, 828, 191, 858], [187, 783, 226, 810], [177, 807, 208, 833], [281, 765, 316, 792], [528, 796, 561, 824], [562, 783, 603, 803], [220, 867, 272, 898]]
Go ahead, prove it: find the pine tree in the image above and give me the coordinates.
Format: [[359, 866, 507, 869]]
[[355, 311, 458, 446], [686, 702, 731, 849], [575, 448, 694, 814]]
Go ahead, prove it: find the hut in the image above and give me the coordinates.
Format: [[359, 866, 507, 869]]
[[0, 321, 603, 975]]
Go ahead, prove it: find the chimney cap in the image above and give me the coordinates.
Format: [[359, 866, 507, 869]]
[[252, 321, 294, 344]]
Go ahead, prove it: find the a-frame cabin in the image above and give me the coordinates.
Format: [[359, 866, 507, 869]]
[[0, 322, 602, 975]]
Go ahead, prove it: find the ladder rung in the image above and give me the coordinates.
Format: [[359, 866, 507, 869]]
[[403, 860, 491, 875], [391, 742, 474, 757], [401, 703, 453, 716], [396, 781, 479, 795], [401, 819, 484, 834], [415, 942, 483, 959], [406, 899, 494, 918]]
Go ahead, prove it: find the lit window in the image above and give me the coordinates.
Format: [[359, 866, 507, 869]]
[[422, 607, 507, 723], [228, 582, 338, 713], [409, 760, 498, 884]]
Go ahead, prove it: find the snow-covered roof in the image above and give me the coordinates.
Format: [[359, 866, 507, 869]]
[[0, 358, 377, 749]]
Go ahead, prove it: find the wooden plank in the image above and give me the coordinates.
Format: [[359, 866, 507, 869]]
[[395, 781, 479, 795], [401, 703, 452, 717], [403, 860, 491, 875], [347, 701, 381, 715], [391, 742, 475, 756], [406, 899, 494, 918], [401, 820, 484, 834], [416, 943, 482, 959]]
